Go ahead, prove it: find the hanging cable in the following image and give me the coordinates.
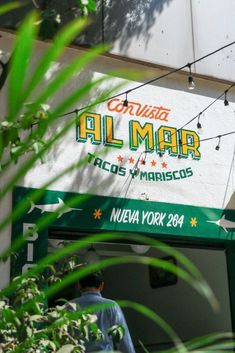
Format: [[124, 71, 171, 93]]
[[142, 131, 235, 159], [57, 41, 235, 119], [180, 82, 235, 130], [39, 40, 235, 161]]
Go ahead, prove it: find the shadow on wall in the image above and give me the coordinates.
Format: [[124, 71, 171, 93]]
[[0, 0, 173, 51], [106, 0, 173, 52]]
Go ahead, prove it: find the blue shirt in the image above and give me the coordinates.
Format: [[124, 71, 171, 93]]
[[71, 292, 136, 353]]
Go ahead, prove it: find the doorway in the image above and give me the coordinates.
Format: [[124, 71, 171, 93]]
[[48, 234, 232, 351]]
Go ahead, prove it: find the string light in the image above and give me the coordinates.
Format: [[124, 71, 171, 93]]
[[197, 112, 202, 134], [224, 90, 229, 106], [37, 41, 235, 152], [63, 81, 235, 154], [141, 131, 234, 161], [123, 91, 129, 107], [125, 129, 235, 191], [59, 41, 235, 119], [187, 64, 196, 90], [180, 82, 235, 131], [215, 135, 221, 151], [197, 113, 202, 129]]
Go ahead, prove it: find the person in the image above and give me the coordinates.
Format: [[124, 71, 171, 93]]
[[69, 271, 136, 353]]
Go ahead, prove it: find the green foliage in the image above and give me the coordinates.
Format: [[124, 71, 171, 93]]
[[0, 8, 125, 352], [40, 0, 97, 38], [0, 2, 21, 16], [0, 10, 105, 171], [78, 0, 97, 16], [0, 260, 124, 353]]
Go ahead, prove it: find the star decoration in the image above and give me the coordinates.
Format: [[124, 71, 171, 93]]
[[161, 161, 167, 169], [151, 160, 157, 167], [93, 209, 102, 220], [117, 155, 124, 162], [129, 156, 135, 164], [190, 217, 197, 227], [139, 158, 146, 165]]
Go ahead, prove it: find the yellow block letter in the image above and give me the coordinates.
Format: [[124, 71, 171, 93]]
[[180, 129, 201, 160], [76, 112, 102, 145], [103, 116, 123, 148], [129, 120, 154, 151], [157, 126, 178, 156]]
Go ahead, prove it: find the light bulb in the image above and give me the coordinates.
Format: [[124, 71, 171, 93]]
[[224, 90, 229, 106], [197, 116, 202, 134], [131, 244, 150, 254], [215, 136, 221, 151], [123, 92, 129, 107], [123, 99, 128, 107], [188, 75, 195, 90]]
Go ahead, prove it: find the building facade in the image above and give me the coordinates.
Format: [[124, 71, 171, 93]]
[[0, 0, 235, 349]]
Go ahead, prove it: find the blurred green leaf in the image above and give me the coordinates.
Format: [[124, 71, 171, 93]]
[[23, 17, 88, 105], [88, 0, 97, 11], [0, 2, 22, 15], [118, 300, 187, 353], [183, 332, 234, 352], [8, 11, 39, 121], [26, 43, 109, 115]]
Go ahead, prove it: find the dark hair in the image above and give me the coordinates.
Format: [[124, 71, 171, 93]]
[[79, 272, 104, 289]]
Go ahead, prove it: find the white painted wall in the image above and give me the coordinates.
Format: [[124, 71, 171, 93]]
[[106, 0, 194, 68], [1, 1, 235, 80], [105, 0, 235, 82], [192, 0, 235, 80]]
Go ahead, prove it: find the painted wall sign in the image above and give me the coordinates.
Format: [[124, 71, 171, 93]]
[[22, 75, 235, 217], [107, 98, 171, 121], [76, 112, 200, 163]]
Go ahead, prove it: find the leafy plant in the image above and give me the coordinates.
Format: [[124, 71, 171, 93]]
[[0, 7, 126, 353], [0, 258, 124, 353]]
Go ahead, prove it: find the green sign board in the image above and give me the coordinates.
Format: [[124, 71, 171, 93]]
[[11, 186, 235, 276]]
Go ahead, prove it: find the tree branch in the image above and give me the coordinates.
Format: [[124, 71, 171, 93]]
[[31, 0, 40, 9]]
